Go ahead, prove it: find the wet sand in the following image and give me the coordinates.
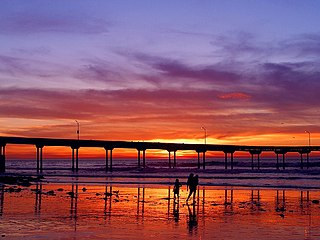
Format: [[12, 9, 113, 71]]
[[1, 181, 320, 239]]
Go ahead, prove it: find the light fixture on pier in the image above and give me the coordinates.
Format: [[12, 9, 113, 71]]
[[201, 126, 207, 145], [75, 120, 80, 140], [305, 130, 311, 147]]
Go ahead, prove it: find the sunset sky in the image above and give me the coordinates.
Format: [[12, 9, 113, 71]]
[[1, 0, 320, 148]]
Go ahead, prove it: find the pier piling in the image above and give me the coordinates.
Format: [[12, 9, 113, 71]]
[[231, 152, 234, 170], [110, 149, 113, 171], [104, 148, 108, 172], [143, 150, 146, 168], [0, 144, 5, 173], [251, 153, 254, 170], [76, 148, 79, 171], [36, 145, 43, 173], [138, 150, 141, 168], [202, 151, 206, 170], [72, 148, 75, 171], [71, 147, 79, 172], [224, 152, 228, 169]]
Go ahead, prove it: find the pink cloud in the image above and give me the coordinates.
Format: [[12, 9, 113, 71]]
[[218, 92, 251, 100]]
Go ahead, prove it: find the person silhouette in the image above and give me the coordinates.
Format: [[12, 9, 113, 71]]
[[186, 174, 198, 202], [186, 173, 194, 191], [173, 178, 182, 201]]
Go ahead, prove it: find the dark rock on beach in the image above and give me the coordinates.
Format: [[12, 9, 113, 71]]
[[47, 190, 55, 196], [4, 186, 23, 193], [66, 191, 75, 198], [0, 175, 43, 186], [17, 178, 32, 187]]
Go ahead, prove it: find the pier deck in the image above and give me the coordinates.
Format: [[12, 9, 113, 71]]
[[0, 136, 319, 172]]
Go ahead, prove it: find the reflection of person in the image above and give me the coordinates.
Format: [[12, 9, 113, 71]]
[[173, 200, 180, 222], [173, 179, 182, 200], [186, 174, 198, 202], [187, 202, 198, 234]]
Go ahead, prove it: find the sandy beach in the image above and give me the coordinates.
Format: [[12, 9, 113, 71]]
[[1, 176, 320, 239]]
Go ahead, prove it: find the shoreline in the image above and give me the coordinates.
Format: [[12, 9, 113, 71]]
[[2, 170, 320, 190]]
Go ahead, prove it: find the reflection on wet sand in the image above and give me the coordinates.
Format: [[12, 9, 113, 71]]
[[187, 203, 198, 235], [137, 187, 145, 217], [104, 185, 112, 219], [1, 184, 320, 239], [173, 198, 179, 222], [2, 184, 319, 218], [224, 189, 233, 213], [276, 190, 286, 216], [34, 182, 42, 215], [0, 185, 4, 216]]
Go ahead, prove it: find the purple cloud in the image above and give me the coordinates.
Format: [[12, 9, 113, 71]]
[[76, 64, 120, 83], [0, 13, 109, 35], [151, 59, 240, 83], [0, 55, 26, 76], [278, 33, 320, 57], [116, 52, 244, 90], [210, 32, 268, 59], [252, 62, 320, 112], [0, 54, 63, 79]]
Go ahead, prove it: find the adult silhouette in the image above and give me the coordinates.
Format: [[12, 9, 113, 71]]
[[186, 174, 198, 202]]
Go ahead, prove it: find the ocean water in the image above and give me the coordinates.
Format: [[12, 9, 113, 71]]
[[5, 158, 320, 189], [6, 156, 320, 171]]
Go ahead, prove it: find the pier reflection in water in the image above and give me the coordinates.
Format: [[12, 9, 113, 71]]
[[34, 182, 42, 215], [0, 185, 4, 216], [1, 184, 320, 239]]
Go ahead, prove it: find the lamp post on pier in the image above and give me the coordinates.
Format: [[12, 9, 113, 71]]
[[75, 120, 80, 140], [305, 130, 311, 147], [201, 126, 207, 145]]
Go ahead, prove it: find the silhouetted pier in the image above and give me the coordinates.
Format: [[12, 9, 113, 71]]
[[0, 136, 319, 173]]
